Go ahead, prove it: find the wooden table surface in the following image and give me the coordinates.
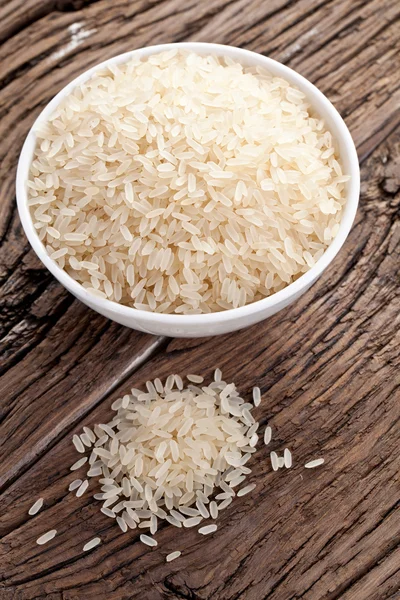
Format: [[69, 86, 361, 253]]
[[1, 0, 399, 598]]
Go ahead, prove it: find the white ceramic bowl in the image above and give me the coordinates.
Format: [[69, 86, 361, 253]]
[[16, 42, 359, 338]]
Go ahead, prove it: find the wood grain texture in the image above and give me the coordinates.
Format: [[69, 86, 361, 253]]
[[0, 0, 399, 598]]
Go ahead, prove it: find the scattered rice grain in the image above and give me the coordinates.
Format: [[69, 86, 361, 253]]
[[28, 498, 44, 516], [198, 524, 217, 535], [36, 530, 57, 545], [304, 458, 324, 468]]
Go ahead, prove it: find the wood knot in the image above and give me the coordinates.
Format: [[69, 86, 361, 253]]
[[379, 157, 400, 196]]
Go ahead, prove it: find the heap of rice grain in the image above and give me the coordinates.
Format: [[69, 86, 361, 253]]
[[28, 50, 349, 314], [71, 371, 259, 537]]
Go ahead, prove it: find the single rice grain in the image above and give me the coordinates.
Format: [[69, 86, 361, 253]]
[[68, 479, 83, 491], [284, 448, 292, 468], [166, 550, 181, 562], [199, 524, 217, 535], [237, 483, 256, 497], [270, 451, 279, 471], [252, 387, 261, 407], [83, 537, 101, 551], [264, 426, 272, 445], [36, 530, 57, 545], [28, 498, 44, 516], [76, 479, 89, 497], [140, 534, 157, 547], [305, 458, 324, 468], [70, 457, 88, 471]]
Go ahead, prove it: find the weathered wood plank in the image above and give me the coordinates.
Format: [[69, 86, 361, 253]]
[[0, 0, 110, 44], [1, 127, 398, 599], [0, 308, 165, 489], [1, 0, 399, 597]]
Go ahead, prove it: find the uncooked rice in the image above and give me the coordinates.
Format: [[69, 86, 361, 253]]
[[252, 387, 261, 407], [284, 448, 292, 468], [187, 374, 204, 384], [70, 457, 88, 471], [72, 435, 85, 453], [76, 479, 89, 497], [218, 497, 233, 510], [36, 529, 57, 545], [140, 534, 157, 547], [270, 451, 279, 471], [304, 458, 324, 468], [80, 433, 92, 447], [198, 524, 218, 535], [183, 516, 203, 527], [166, 550, 181, 562], [69, 479, 83, 491], [70, 369, 259, 540], [28, 50, 349, 315], [117, 516, 128, 532], [264, 426, 272, 445], [209, 500, 218, 519], [83, 537, 101, 551], [28, 498, 44, 516], [101, 506, 116, 518], [237, 483, 256, 497], [83, 426, 96, 443]]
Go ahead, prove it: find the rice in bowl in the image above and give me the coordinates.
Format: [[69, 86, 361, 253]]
[[28, 50, 349, 315]]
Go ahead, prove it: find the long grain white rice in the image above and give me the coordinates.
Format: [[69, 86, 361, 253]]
[[252, 387, 261, 407], [76, 479, 89, 497], [87, 466, 102, 477], [166, 515, 182, 527], [72, 435, 85, 453], [28, 498, 44, 516], [170, 510, 186, 522], [183, 516, 203, 528], [218, 497, 233, 510], [270, 451, 279, 471], [69, 479, 83, 491], [117, 516, 128, 532], [29, 51, 348, 315], [83, 537, 101, 551], [70, 457, 88, 471], [264, 426, 272, 445], [237, 483, 256, 497], [36, 530, 57, 545], [196, 499, 210, 518], [80, 433, 92, 448], [187, 374, 204, 384], [284, 448, 292, 468], [179, 507, 200, 517], [304, 458, 325, 468], [214, 368, 222, 382], [166, 550, 181, 562], [209, 501, 218, 519], [70, 371, 257, 541], [198, 524, 217, 535], [83, 427, 96, 443], [101, 507, 116, 518], [140, 534, 157, 547]]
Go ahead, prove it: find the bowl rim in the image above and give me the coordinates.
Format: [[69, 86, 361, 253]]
[[16, 41, 360, 327]]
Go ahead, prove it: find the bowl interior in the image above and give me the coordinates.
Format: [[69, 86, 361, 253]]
[[16, 42, 360, 328]]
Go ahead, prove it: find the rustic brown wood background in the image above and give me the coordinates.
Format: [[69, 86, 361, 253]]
[[0, 0, 399, 598]]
